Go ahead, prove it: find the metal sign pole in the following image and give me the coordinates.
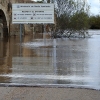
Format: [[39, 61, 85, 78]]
[[43, 24, 46, 39], [20, 24, 22, 43], [19, 24, 22, 57]]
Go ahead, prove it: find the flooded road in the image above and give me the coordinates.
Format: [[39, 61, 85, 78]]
[[0, 30, 100, 90]]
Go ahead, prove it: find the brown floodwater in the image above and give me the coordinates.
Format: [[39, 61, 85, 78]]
[[0, 30, 100, 90]]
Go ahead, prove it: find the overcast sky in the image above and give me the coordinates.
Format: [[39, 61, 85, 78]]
[[88, 0, 100, 15]]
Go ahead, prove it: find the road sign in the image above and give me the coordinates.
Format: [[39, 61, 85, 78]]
[[12, 3, 54, 24]]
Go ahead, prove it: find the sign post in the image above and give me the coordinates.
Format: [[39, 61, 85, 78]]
[[20, 24, 22, 43], [12, 3, 54, 42]]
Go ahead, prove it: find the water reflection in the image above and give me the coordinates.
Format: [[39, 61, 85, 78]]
[[0, 38, 11, 82], [0, 32, 100, 90]]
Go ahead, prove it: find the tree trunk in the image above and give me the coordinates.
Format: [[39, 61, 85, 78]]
[[47, 0, 50, 3]]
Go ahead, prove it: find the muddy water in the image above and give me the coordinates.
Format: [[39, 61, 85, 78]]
[[0, 31, 100, 90]]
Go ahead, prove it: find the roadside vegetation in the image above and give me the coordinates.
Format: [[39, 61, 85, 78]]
[[89, 15, 100, 29]]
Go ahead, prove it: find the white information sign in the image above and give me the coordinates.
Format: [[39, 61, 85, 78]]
[[12, 3, 54, 24]]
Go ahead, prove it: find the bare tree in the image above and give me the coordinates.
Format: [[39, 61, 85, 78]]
[[52, 0, 90, 38]]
